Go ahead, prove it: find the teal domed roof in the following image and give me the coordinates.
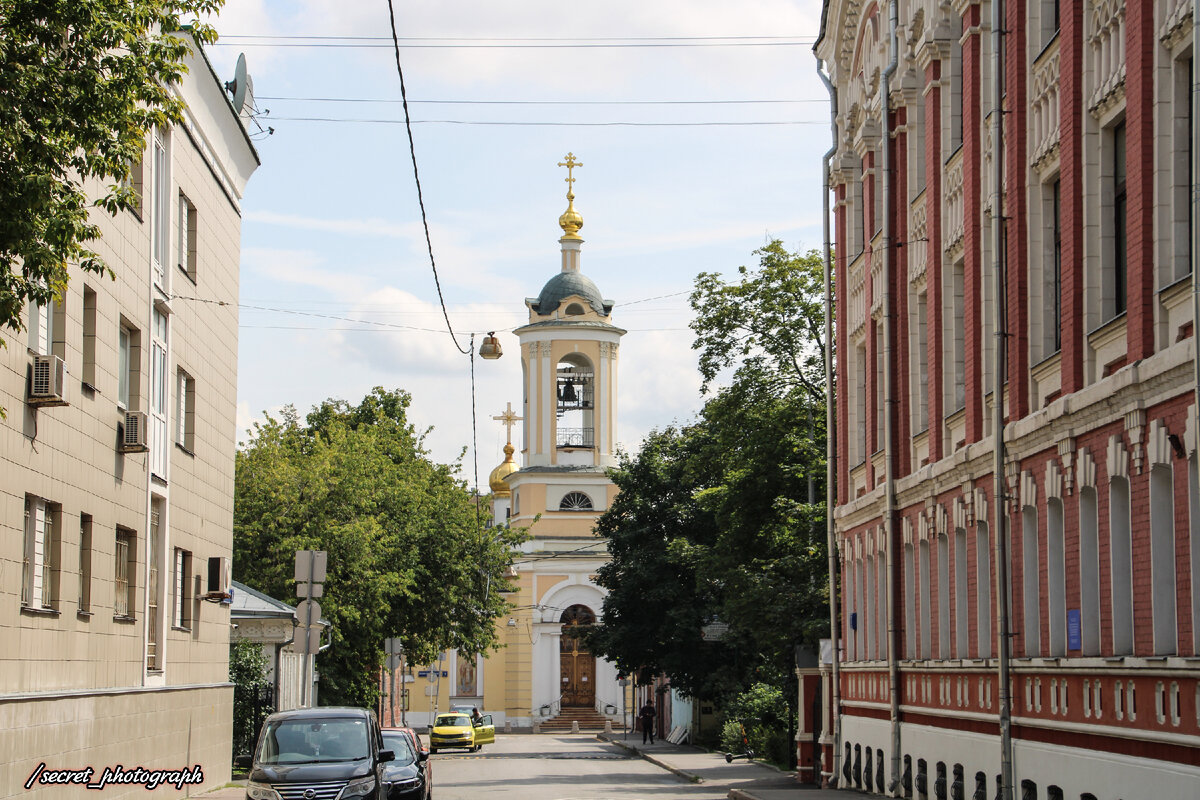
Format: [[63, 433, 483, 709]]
[[530, 271, 613, 316]]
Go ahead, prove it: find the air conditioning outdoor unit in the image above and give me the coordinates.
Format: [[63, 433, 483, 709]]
[[206, 556, 232, 602], [119, 410, 149, 453], [28, 354, 68, 407]]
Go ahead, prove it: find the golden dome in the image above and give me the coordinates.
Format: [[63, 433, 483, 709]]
[[558, 192, 583, 240], [489, 443, 518, 496], [557, 152, 584, 240]]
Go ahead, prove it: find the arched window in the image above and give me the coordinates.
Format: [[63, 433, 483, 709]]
[[564, 302, 585, 316], [559, 491, 593, 511]]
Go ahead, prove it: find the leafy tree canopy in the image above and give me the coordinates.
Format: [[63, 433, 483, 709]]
[[234, 388, 525, 708], [588, 241, 828, 706], [0, 0, 219, 348], [689, 239, 827, 399]]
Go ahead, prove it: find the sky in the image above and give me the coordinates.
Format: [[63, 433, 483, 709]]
[[201, 0, 831, 491]]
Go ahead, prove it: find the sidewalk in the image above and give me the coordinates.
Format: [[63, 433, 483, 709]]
[[598, 734, 849, 800]]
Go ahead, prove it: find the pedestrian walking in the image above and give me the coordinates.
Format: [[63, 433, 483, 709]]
[[638, 701, 656, 744]]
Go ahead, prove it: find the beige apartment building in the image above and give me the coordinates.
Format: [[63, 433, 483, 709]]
[[0, 37, 258, 798]]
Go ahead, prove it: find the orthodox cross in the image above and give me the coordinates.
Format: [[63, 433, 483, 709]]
[[492, 401, 523, 444], [558, 153, 583, 194]]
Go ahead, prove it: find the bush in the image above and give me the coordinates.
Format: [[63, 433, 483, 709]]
[[719, 683, 792, 767]]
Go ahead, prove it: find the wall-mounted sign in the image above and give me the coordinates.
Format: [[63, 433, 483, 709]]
[[1067, 609, 1082, 651]]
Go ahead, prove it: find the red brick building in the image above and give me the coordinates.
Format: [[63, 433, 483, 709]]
[[815, 0, 1200, 797]]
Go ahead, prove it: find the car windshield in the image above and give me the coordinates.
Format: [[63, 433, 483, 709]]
[[436, 715, 470, 727], [256, 718, 370, 764], [381, 734, 416, 766]]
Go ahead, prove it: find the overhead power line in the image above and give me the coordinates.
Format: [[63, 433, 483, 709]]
[[214, 33, 816, 49], [220, 33, 813, 41], [256, 95, 823, 106], [262, 116, 823, 127]]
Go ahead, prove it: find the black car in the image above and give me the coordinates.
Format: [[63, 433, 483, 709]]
[[236, 706, 395, 800], [380, 730, 430, 800]]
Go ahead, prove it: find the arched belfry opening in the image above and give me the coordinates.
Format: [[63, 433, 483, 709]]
[[556, 353, 594, 448], [559, 604, 596, 707]]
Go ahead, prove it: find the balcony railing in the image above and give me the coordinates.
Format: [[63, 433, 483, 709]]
[[557, 427, 594, 448]]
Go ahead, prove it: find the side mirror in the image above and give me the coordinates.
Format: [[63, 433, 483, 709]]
[[416, 750, 428, 763], [378, 749, 395, 763], [234, 755, 253, 770]]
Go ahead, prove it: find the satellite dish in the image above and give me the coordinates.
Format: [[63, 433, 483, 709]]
[[225, 52, 250, 114]]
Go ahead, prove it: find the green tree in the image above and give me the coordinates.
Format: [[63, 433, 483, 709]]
[[589, 241, 828, 716], [0, 0, 219, 349], [234, 388, 525, 708]]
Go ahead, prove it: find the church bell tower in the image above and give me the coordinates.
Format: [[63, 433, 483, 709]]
[[515, 153, 625, 473]]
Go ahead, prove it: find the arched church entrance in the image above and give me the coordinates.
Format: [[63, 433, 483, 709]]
[[559, 604, 596, 707]]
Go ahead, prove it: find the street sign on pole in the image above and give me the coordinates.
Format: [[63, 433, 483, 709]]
[[296, 581, 324, 598], [295, 550, 328, 706], [294, 550, 327, 585]]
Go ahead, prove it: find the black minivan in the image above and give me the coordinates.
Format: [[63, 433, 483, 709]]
[[236, 706, 395, 800]]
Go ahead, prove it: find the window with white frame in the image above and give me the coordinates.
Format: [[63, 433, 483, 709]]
[[151, 128, 171, 292], [22, 495, 60, 611], [947, 261, 966, 413], [559, 491, 593, 511], [147, 500, 165, 670], [1022, 506, 1041, 656], [976, 522, 991, 658], [1167, 53, 1193, 285], [1150, 464, 1177, 655], [1104, 120, 1128, 321], [150, 308, 169, 477], [1079, 486, 1102, 655], [912, 290, 928, 432], [1110, 475, 1134, 655], [1190, 455, 1200, 654], [1044, 179, 1062, 357], [123, 151, 145, 218], [176, 368, 195, 452], [27, 297, 55, 356], [904, 542, 916, 658], [1047, 497, 1066, 656], [114, 528, 136, 618], [173, 547, 192, 629], [178, 191, 197, 282], [937, 531, 950, 658], [118, 322, 140, 410], [954, 527, 968, 658], [919, 538, 932, 659]]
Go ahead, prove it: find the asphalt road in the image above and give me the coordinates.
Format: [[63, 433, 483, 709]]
[[427, 733, 726, 800]]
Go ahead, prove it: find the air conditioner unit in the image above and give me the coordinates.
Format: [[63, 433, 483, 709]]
[[206, 556, 232, 602], [119, 410, 149, 453], [28, 354, 68, 407]]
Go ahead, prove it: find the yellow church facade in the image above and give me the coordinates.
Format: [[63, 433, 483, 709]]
[[401, 156, 629, 731]]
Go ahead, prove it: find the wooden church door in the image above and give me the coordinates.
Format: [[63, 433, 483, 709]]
[[559, 604, 596, 707]]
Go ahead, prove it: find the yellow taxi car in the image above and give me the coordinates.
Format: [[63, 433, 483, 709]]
[[428, 713, 495, 753]]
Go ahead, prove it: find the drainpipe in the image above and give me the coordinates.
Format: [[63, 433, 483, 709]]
[[990, 0, 1014, 797], [815, 57, 842, 790], [880, 0, 902, 792], [1192, 0, 1200, 491]]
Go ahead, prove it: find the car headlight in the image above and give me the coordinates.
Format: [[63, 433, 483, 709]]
[[246, 781, 282, 800], [339, 776, 377, 800]]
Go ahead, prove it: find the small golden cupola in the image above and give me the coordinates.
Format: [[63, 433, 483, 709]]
[[488, 443, 518, 497], [557, 152, 584, 241], [488, 401, 523, 504]]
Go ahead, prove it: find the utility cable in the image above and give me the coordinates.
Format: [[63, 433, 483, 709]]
[[384, 0, 468, 356]]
